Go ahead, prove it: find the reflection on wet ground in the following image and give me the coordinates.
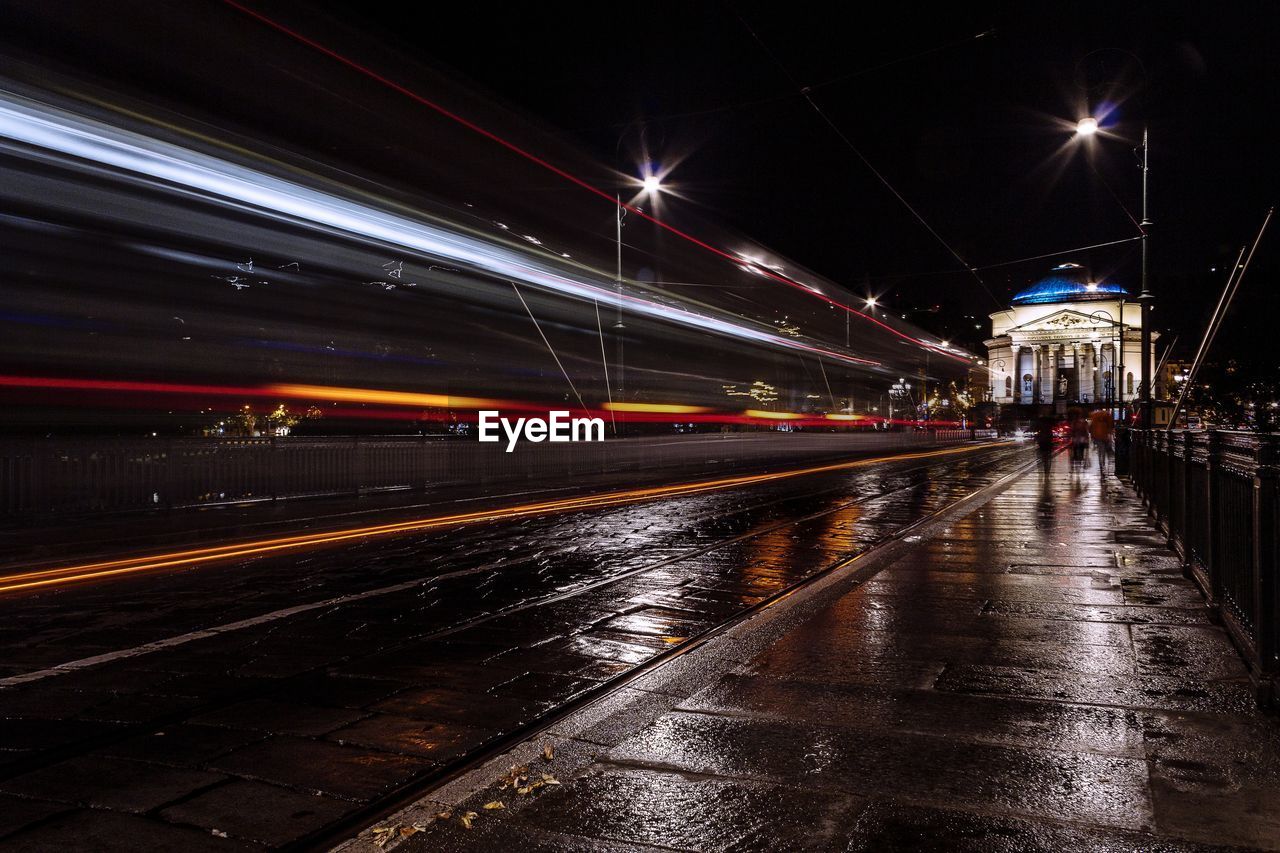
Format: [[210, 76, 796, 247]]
[[0, 444, 1027, 848], [407, 452, 1280, 853]]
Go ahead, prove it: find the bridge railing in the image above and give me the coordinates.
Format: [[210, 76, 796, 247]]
[[0, 429, 990, 519], [1129, 428, 1279, 707]]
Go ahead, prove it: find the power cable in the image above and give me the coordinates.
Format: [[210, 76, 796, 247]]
[[732, 9, 1004, 311]]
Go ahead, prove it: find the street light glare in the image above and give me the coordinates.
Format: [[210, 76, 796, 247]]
[[1076, 116, 1099, 136], [641, 174, 662, 194], [865, 296, 877, 307]]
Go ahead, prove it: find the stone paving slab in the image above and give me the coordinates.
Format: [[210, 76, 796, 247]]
[[392, 454, 1279, 852]]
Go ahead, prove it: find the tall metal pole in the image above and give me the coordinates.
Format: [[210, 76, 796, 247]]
[[614, 192, 625, 401], [1137, 126, 1153, 427]]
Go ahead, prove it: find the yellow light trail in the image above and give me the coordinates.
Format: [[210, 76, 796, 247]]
[[743, 409, 803, 420], [266, 383, 505, 410], [0, 442, 1000, 594], [602, 403, 711, 414]]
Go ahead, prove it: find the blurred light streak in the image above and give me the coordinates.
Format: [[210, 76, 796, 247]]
[[0, 375, 962, 429], [0, 441, 997, 594], [265, 383, 501, 410], [743, 409, 804, 420], [602, 402, 711, 414], [220, 0, 971, 364], [0, 93, 877, 368]]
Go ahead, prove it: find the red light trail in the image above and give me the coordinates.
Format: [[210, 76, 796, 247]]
[[220, 0, 971, 364]]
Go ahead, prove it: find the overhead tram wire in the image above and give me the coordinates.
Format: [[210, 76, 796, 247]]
[[511, 282, 590, 416], [970, 236, 1143, 271], [571, 29, 993, 131], [732, 10, 1005, 313], [221, 0, 968, 365]]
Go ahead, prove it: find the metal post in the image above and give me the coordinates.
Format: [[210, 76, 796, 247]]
[[1138, 126, 1154, 428], [614, 193, 625, 401]]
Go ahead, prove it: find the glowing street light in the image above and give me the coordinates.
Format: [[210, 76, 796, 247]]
[[1069, 107, 1153, 425], [1075, 116, 1099, 136], [864, 296, 877, 308], [641, 174, 662, 194]]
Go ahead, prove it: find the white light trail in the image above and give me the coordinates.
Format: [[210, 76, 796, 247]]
[[0, 92, 877, 368]]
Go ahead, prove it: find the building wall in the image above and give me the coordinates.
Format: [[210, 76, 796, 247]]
[[985, 298, 1153, 408]]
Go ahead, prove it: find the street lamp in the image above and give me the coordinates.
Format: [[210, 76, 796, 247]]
[[615, 173, 665, 329], [613, 172, 666, 402], [1073, 114, 1153, 427]]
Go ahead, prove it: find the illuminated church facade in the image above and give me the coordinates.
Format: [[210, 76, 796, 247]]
[[984, 263, 1155, 414]]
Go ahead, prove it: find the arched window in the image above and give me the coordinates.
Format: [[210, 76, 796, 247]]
[[1004, 376, 1012, 397], [1126, 372, 1134, 395]]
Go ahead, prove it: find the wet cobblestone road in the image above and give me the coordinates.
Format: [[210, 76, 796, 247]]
[[0, 442, 1029, 850], [393, 451, 1280, 853]]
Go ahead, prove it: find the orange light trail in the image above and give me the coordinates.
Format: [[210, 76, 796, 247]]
[[0, 442, 999, 594]]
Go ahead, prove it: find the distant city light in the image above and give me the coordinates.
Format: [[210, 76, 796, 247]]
[[1076, 117, 1099, 136]]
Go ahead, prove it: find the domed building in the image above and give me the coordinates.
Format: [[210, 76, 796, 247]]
[[985, 263, 1155, 415]]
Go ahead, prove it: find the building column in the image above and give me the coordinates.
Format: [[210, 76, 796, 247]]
[[1070, 343, 1082, 402], [1048, 344, 1060, 405], [1013, 343, 1024, 404], [1031, 346, 1042, 404], [1092, 342, 1103, 402]]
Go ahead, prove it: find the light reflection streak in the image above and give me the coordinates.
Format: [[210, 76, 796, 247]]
[[0, 92, 878, 368], [0, 442, 997, 594]]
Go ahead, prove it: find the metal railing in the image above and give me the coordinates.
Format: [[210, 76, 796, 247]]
[[0, 429, 986, 519], [1129, 428, 1279, 707]]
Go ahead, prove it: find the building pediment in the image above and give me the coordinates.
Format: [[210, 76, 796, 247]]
[[1006, 308, 1120, 334]]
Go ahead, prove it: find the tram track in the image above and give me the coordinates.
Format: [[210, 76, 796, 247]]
[[0, 441, 1028, 850]]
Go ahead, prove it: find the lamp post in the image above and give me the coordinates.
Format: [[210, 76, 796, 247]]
[[1075, 115, 1152, 427], [613, 173, 664, 401]]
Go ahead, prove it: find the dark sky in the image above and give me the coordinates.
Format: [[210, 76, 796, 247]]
[[322, 0, 1278, 358], [5, 1, 1276, 363]]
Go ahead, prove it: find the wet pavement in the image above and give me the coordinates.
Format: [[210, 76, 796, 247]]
[[386, 451, 1280, 853], [0, 442, 1031, 849]]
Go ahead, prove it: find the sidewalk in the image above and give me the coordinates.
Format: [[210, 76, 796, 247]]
[[383, 452, 1280, 852]]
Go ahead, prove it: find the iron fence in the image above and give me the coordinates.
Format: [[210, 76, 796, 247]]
[[0, 428, 985, 519], [1130, 428, 1279, 707]]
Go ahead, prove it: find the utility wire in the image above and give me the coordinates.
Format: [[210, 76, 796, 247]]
[[511, 282, 589, 415], [574, 29, 992, 131], [732, 10, 1004, 311], [817, 357, 838, 411], [971, 236, 1142, 271], [594, 300, 617, 434]]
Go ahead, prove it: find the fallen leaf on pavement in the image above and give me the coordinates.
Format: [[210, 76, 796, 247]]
[[434, 810, 453, 821], [482, 801, 505, 810], [542, 743, 555, 761], [460, 811, 478, 830], [497, 764, 530, 790]]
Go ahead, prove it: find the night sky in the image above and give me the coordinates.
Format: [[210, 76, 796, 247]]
[[327, 1, 1278, 359]]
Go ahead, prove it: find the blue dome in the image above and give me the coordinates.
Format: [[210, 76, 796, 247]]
[[1012, 263, 1128, 305]]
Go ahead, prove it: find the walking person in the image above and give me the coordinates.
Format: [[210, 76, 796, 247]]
[[1034, 416, 1056, 475], [1089, 408, 1114, 475], [1068, 407, 1089, 472]]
